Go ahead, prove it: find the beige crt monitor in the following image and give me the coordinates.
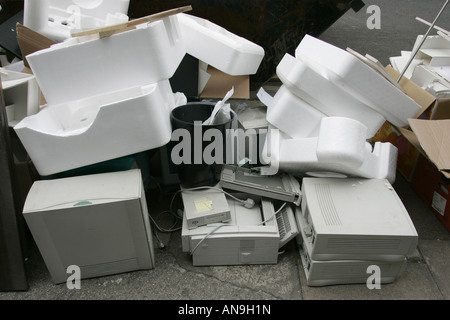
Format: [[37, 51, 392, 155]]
[[23, 169, 155, 284]]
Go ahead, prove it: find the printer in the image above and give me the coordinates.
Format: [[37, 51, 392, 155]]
[[182, 196, 298, 266]]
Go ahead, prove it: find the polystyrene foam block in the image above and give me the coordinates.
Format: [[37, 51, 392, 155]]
[[413, 35, 450, 54], [24, 0, 130, 41], [177, 13, 264, 76], [1, 68, 40, 127], [258, 85, 324, 138], [14, 81, 183, 176], [316, 117, 367, 167], [276, 53, 386, 139], [27, 16, 185, 106], [262, 118, 398, 184], [295, 35, 422, 127]]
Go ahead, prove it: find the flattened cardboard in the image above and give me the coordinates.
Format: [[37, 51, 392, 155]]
[[200, 66, 250, 99], [374, 66, 450, 180], [408, 119, 450, 178], [431, 98, 450, 119]]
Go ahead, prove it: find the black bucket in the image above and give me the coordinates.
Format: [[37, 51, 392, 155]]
[[170, 102, 235, 188]]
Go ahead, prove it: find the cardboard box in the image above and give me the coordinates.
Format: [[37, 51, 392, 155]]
[[200, 65, 250, 99], [372, 66, 445, 181], [412, 154, 450, 231], [373, 66, 450, 230]]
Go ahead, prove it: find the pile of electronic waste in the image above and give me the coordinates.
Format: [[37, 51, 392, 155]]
[[178, 164, 419, 287], [1, 1, 423, 287]]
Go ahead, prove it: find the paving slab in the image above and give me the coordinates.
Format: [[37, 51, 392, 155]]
[[418, 239, 450, 299]]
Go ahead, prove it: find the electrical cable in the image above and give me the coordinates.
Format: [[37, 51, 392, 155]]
[[148, 185, 258, 242], [190, 223, 226, 255], [189, 202, 288, 255], [148, 210, 182, 233]]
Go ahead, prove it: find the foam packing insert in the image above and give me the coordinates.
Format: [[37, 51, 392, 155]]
[[23, 0, 130, 42], [259, 85, 325, 139], [261, 117, 398, 184], [275, 53, 386, 139], [26, 15, 185, 106], [295, 35, 422, 128], [177, 13, 265, 76], [14, 81, 185, 176]]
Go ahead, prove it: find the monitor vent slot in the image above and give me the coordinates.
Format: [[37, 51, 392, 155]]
[[315, 184, 342, 226], [78, 259, 139, 279], [327, 238, 401, 250]]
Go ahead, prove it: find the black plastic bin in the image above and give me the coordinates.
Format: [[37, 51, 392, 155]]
[[170, 102, 235, 188]]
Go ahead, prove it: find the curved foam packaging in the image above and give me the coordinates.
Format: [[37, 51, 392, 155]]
[[24, 0, 130, 41], [295, 35, 422, 127], [14, 81, 184, 176], [26, 16, 185, 106], [177, 13, 265, 76], [316, 117, 367, 167], [259, 85, 325, 138], [261, 118, 398, 184], [276, 53, 386, 139]]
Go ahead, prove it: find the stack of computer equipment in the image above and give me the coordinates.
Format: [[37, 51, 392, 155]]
[[295, 177, 418, 286], [180, 166, 301, 266]]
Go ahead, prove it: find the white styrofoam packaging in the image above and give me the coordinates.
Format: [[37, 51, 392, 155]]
[[257, 85, 325, 139], [0, 68, 40, 127], [14, 81, 185, 176], [24, 0, 130, 41], [262, 117, 398, 184], [276, 53, 386, 139], [413, 34, 450, 66], [410, 64, 450, 98], [26, 15, 186, 106], [177, 13, 265, 76], [295, 35, 422, 128]]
